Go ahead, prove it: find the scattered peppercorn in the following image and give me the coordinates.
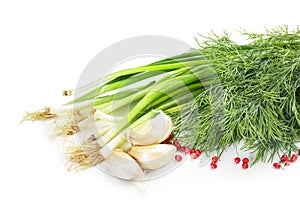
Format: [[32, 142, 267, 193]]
[[210, 162, 217, 169], [234, 157, 241, 164], [242, 157, 249, 164], [175, 155, 182, 162], [273, 162, 281, 169], [212, 156, 218, 163], [291, 154, 298, 163], [242, 163, 249, 169]]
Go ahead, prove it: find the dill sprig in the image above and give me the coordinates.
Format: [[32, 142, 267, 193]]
[[175, 26, 300, 164]]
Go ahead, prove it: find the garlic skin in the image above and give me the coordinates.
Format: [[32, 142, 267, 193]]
[[99, 149, 145, 180], [130, 144, 176, 170], [127, 110, 172, 146]]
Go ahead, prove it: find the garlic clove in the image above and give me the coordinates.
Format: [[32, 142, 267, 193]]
[[130, 144, 176, 170], [127, 110, 173, 146], [99, 149, 144, 180]]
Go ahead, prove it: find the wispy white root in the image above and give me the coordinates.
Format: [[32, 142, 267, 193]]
[[64, 125, 127, 171], [65, 139, 104, 171], [21, 107, 56, 122]]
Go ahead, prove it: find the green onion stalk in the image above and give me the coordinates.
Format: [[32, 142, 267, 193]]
[[24, 26, 300, 169]]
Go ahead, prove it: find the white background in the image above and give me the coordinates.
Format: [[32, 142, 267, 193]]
[[1, 0, 300, 213]]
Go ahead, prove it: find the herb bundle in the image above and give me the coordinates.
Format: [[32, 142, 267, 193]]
[[174, 27, 300, 164], [23, 26, 300, 177]]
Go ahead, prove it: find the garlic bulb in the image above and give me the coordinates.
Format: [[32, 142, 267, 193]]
[[127, 110, 172, 146], [99, 149, 144, 180], [130, 144, 176, 170]]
